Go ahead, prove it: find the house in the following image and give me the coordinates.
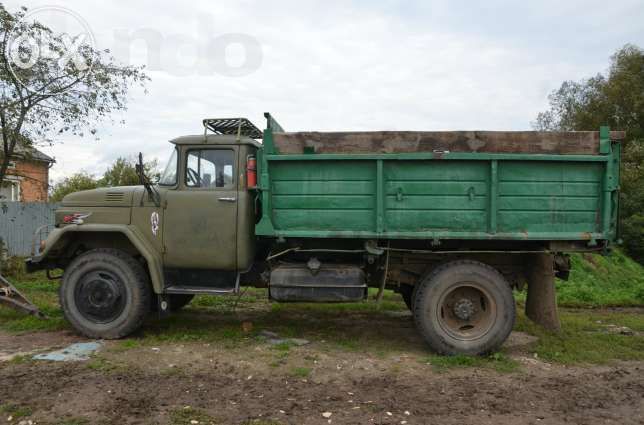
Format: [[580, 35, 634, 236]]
[[0, 143, 55, 202]]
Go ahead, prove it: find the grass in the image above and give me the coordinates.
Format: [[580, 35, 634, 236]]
[[191, 287, 267, 310], [557, 250, 644, 307], [86, 355, 135, 374], [514, 310, 644, 364], [425, 352, 520, 373], [110, 339, 141, 352], [54, 419, 90, 425], [86, 357, 119, 372], [0, 271, 67, 333], [290, 366, 312, 377], [271, 341, 293, 351], [514, 249, 644, 308], [169, 406, 217, 425], [131, 289, 411, 354], [0, 403, 33, 419], [8, 354, 32, 364], [140, 314, 249, 347]]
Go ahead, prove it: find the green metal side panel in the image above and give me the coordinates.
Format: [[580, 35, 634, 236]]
[[384, 161, 488, 232], [497, 161, 602, 234], [255, 127, 620, 244], [270, 161, 376, 231]]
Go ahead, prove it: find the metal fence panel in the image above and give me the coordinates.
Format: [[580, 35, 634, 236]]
[[0, 202, 58, 257]]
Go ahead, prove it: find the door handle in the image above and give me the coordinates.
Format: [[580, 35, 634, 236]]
[[218, 197, 237, 202]]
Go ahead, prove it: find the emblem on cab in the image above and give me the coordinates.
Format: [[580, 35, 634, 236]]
[[150, 211, 160, 236]]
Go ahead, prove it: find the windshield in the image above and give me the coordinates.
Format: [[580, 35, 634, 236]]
[[158, 148, 178, 185]]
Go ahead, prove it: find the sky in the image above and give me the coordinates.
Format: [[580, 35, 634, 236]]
[[7, 0, 644, 181]]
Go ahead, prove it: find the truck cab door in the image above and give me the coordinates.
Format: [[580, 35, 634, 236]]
[[162, 147, 238, 270]]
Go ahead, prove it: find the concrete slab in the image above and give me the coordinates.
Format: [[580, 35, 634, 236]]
[[33, 341, 103, 362]]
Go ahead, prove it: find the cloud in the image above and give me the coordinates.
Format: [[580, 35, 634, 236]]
[[7, 0, 644, 181]]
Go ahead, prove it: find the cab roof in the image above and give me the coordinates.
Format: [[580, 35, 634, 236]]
[[169, 134, 262, 148]]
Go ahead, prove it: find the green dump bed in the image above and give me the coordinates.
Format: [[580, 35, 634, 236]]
[[255, 125, 622, 246]]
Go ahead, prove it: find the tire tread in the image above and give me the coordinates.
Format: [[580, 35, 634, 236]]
[[412, 260, 515, 355], [60, 248, 151, 339]]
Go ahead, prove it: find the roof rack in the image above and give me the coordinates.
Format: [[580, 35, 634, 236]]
[[202, 118, 263, 140]]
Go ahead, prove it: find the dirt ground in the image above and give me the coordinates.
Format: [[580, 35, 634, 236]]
[[0, 307, 643, 425]]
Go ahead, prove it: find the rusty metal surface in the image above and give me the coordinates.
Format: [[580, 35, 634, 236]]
[[273, 131, 625, 155]]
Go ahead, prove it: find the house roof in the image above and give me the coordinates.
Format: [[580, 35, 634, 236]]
[[0, 135, 55, 163]]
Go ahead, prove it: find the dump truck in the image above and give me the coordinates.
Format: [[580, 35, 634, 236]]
[[23, 114, 623, 355]]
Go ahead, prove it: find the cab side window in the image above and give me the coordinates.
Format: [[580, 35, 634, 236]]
[[185, 149, 234, 188]]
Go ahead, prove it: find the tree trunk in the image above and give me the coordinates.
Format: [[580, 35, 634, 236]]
[[525, 253, 561, 332], [0, 135, 19, 189], [0, 154, 11, 188]]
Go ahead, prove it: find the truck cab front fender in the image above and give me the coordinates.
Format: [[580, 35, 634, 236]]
[[27, 224, 165, 293]]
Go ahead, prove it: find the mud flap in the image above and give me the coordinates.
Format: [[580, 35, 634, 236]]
[[0, 273, 46, 318], [525, 253, 561, 332], [156, 294, 171, 319]]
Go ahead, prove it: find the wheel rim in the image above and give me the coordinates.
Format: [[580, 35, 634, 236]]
[[74, 270, 127, 324], [436, 282, 497, 341]]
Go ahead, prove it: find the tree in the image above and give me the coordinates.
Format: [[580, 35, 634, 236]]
[[49, 156, 159, 201], [49, 172, 98, 202], [534, 44, 644, 143], [99, 156, 158, 187], [0, 5, 148, 189], [534, 44, 644, 262]]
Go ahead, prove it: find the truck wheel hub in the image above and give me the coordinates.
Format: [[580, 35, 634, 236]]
[[453, 298, 475, 320], [88, 280, 117, 307], [75, 271, 126, 323], [438, 283, 498, 340]]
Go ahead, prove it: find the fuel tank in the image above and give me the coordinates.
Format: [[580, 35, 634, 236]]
[[269, 264, 366, 302]]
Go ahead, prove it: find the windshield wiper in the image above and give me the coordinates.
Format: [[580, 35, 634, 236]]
[[136, 152, 160, 207]]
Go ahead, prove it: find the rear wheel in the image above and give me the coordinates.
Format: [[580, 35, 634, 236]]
[[60, 249, 151, 339], [413, 260, 515, 355]]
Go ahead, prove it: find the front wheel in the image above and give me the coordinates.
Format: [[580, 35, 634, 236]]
[[413, 260, 515, 355], [60, 249, 151, 339]]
